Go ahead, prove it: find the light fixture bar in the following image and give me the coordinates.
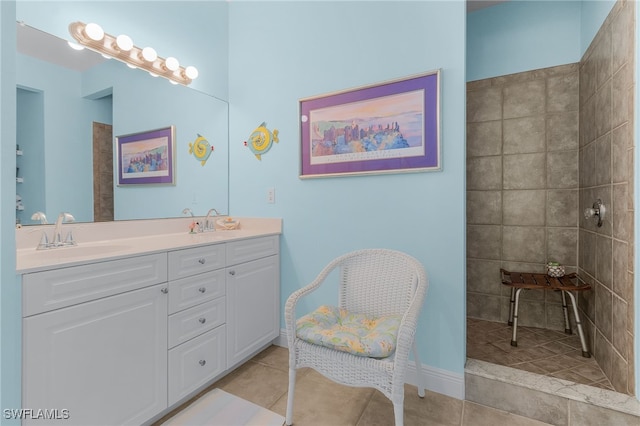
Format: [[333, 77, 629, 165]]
[[69, 21, 197, 86]]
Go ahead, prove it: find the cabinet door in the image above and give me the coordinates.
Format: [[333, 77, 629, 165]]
[[23, 284, 168, 426], [168, 325, 226, 406], [226, 255, 279, 368]]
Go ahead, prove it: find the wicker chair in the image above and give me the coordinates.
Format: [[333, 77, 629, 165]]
[[284, 249, 428, 426]]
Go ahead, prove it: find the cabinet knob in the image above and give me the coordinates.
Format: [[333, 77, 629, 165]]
[[198, 258, 206, 264], [229, 270, 236, 276], [199, 317, 206, 324], [161, 288, 169, 294], [198, 287, 206, 293], [199, 360, 206, 366]]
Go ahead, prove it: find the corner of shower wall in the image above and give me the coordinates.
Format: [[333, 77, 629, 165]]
[[576, 0, 635, 397]]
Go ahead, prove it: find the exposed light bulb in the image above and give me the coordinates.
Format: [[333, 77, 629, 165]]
[[141, 47, 157, 62], [116, 34, 133, 51], [69, 21, 198, 86], [85, 23, 104, 41], [67, 41, 85, 51], [185, 66, 199, 80], [165, 56, 179, 71]]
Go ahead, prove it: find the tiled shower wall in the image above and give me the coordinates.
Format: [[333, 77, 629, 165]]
[[466, 63, 580, 331], [577, 0, 635, 396], [466, 0, 635, 396]]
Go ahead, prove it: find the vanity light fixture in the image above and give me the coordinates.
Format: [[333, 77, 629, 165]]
[[69, 21, 198, 86]]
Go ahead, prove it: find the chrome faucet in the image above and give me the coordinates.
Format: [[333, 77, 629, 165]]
[[36, 212, 76, 250], [182, 208, 194, 217], [53, 212, 76, 247], [31, 211, 48, 224], [204, 208, 220, 232]]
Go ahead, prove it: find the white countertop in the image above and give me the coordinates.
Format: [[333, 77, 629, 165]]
[[16, 217, 282, 274]]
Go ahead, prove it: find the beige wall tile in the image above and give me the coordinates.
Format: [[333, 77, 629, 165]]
[[612, 123, 630, 183], [594, 133, 612, 186], [547, 73, 579, 113], [547, 112, 579, 152], [547, 190, 578, 227], [503, 226, 546, 263], [612, 295, 629, 359], [467, 225, 502, 260], [547, 228, 578, 267], [595, 81, 612, 139], [596, 235, 613, 289], [467, 259, 502, 295], [467, 190, 502, 225], [503, 190, 546, 226], [504, 153, 546, 189], [503, 116, 545, 154], [467, 156, 502, 190], [612, 240, 629, 299], [467, 120, 502, 157], [503, 80, 546, 120], [467, 86, 502, 123], [595, 284, 613, 344], [548, 150, 579, 189]]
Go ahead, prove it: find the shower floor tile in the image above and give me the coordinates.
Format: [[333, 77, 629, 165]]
[[467, 318, 614, 391]]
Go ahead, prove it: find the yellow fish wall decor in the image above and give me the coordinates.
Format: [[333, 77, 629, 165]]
[[189, 134, 214, 166], [244, 122, 278, 160]]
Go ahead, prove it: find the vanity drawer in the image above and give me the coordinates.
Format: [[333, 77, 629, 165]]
[[168, 297, 225, 348], [226, 235, 279, 266], [22, 253, 167, 317], [168, 269, 225, 315], [168, 244, 225, 281], [168, 325, 225, 406]]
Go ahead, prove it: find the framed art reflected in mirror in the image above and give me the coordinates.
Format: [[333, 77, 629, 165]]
[[116, 126, 176, 186]]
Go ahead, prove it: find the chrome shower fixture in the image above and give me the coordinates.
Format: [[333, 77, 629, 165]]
[[584, 199, 605, 227]]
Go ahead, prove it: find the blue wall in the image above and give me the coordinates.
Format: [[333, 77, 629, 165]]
[[581, 0, 617, 55], [0, 1, 19, 423], [467, 0, 582, 81], [228, 1, 467, 379]]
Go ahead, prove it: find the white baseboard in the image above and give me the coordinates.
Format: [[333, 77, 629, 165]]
[[274, 328, 464, 400]]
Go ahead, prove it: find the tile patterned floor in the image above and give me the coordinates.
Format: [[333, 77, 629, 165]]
[[155, 345, 552, 426], [467, 317, 614, 391]]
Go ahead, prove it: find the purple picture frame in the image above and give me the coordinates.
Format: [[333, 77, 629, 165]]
[[116, 126, 176, 186], [299, 70, 440, 178]]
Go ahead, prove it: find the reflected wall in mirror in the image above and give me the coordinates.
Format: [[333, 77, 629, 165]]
[[16, 24, 229, 225]]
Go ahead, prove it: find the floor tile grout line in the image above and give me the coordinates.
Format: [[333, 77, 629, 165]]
[[353, 390, 376, 426]]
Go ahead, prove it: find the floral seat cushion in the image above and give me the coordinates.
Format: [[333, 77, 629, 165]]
[[295, 305, 401, 358]]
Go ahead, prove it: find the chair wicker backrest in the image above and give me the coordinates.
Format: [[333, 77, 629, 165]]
[[337, 249, 424, 318]]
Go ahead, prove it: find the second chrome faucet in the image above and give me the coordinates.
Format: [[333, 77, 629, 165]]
[[182, 208, 220, 233]]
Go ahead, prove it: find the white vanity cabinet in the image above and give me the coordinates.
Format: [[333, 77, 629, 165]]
[[167, 245, 227, 405], [20, 231, 281, 425], [22, 254, 168, 426], [226, 235, 280, 368]]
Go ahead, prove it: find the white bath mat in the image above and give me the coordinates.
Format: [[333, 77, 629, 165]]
[[161, 388, 284, 426]]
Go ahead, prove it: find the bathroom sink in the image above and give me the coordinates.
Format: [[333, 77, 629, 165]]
[[19, 244, 132, 263]]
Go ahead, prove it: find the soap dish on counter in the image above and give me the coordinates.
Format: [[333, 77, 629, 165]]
[[216, 218, 240, 230]]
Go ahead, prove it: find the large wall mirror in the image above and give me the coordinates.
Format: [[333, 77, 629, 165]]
[[16, 23, 229, 226]]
